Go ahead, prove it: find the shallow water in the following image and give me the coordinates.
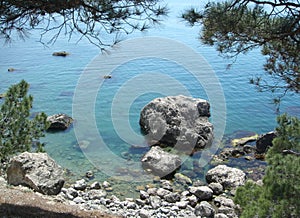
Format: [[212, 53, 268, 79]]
[[0, 0, 299, 198]]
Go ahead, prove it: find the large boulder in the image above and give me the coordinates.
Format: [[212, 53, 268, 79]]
[[7, 152, 65, 195], [139, 95, 213, 150], [256, 131, 277, 154], [47, 113, 73, 130], [141, 146, 181, 178], [206, 165, 246, 190]]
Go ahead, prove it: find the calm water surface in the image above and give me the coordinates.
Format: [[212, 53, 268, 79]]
[[0, 0, 299, 197]]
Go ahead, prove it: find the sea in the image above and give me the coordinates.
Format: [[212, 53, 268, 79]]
[[0, 0, 299, 198]]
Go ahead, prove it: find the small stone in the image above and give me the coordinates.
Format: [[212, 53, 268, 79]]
[[218, 206, 237, 217], [8, 68, 15, 72], [90, 181, 101, 189], [103, 75, 112, 79], [193, 179, 206, 187], [171, 205, 180, 211], [66, 187, 78, 199], [214, 196, 235, 208], [187, 195, 198, 207], [195, 201, 215, 218], [181, 190, 190, 197], [244, 156, 255, 161], [73, 196, 85, 204], [189, 186, 213, 201], [74, 179, 87, 191], [126, 202, 137, 209], [147, 187, 157, 196], [164, 192, 180, 203], [157, 188, 171, 198], [208, 182, 224, 195], [85, 170, 94, 179], [160, 207, 170, 214], [215, 213, 229, 218], [140, 190, 150, 200], [174, 173, 192, 185], [135, 199, 145, 206], [103, 181, 110, 188], [161, 180, 173, 191], [150, 195, 161, 209], [88, 189, 107, 200], [176, 200, 189, 209], [139, 209, 150, 218], [105, 187, 113, 192], [52, 51, 70, 56]]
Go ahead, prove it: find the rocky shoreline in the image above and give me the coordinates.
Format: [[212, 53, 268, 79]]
[[1, 162, 249, 218]]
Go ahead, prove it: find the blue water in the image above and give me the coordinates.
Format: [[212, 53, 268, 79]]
[[0, 0, 299, 193]]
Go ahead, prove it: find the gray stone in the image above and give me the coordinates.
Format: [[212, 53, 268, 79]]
[[218, 206, 237, 218], [160, 207, 170, 214], [160, 180, 173, 191], [174, 173, 192, 185], [140, 190, 150, 200], [147, 187, 157, 196], [88, 189, 107, 200], [164, 192, 180, 203], [206, 165, 246, 189], [126, 202, 137, 209], [256, 131, 277, 153], [136, 199, 145, 206], [214, 196, 235, 208], [74, 179, 87, 191], [187, 195, 198, 207], [7, 152, 64, 195], [139, 209, 150, 218], [102, 181, 111, 188], [208, 182, 224, 195], [139, 95, 213, 150], [156, 188, 171, 198], [195, 201, 215, 218], [90, 181, 101, 189], [66, 187, 78, 199], [215, 213, 229, 218], [150, 195, 161, 209], [188, 186, 213, 200], [47, 113, 73, 130], [85, 170, 94, 179], [141, 146, 181, 178], [73, 196, 85, 204], [176, 200, 189, 209]]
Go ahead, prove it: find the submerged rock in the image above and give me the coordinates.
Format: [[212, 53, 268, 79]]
[[231, 134, 258, 146], [7, 152, 64, 195], [47, 113, 73, 130], [141, 146, 181, 178], [52, 51, 69, 56], [139, 95, 213, 151]]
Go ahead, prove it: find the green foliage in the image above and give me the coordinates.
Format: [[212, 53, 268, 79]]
[[182, 0, 300, 99], [0, 0, 167, 48], [0, 80, 49, 162], [234, 114, 300, 218]]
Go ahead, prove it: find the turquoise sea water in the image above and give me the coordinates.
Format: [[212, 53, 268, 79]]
[[0, 1, 299, 196]]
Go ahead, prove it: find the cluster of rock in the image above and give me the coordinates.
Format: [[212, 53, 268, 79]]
[[4, 151, 247, 217], [57, 165, 245, 218], [140, 95, 213, 151], [215, 131, 277, 162]]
